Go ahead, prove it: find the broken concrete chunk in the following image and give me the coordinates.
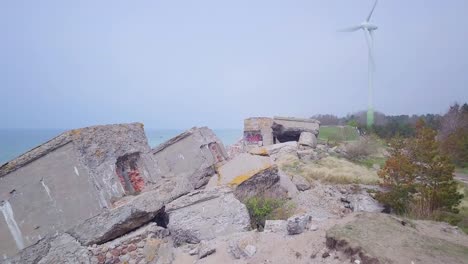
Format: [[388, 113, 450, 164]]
[[67, 187, 180, 246], [291, 175, 311, 191], [198, 240, 216, 259], [243, 244, 257, 257], [166, 188, 250, 243], [298, 132, 317, 148], [37, 234, 90, 264], [5, 235, 55, 264], [348, 193, 384, 213], [0, 123, 159, 257], [234, 165, 286, 201], [214, 153, 273, 187], [228, 240, 257, 259], [151, 127, 227, 189], [287, 214, 312, 235], [249, 141, 297, 156]]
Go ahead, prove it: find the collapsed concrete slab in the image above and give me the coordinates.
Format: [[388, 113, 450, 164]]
[[151, 127, 228, 189], [0, 123, 161, 258], [272, 117, 320, 143], [68, 183, 187, 246], [166, 188, 250, 244], [298, 131, 317, 148], [233, 166, 286, 201], [243, 117, 320, 149], [206, 153, 273, 188], [248, 141, 298, 160]]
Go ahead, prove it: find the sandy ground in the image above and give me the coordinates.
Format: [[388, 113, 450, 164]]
[[172, 214, 354, 264]]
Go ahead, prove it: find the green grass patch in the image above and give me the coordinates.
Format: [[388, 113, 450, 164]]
[[318, 126, 359, 143], [244, 196, 295, 230]]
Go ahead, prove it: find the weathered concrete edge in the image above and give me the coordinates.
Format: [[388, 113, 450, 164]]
[[151, 128, 194, 154], [0, 132, 73, 178], [273, 116, 320, 124]]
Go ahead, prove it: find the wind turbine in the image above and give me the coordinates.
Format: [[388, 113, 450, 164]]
[[340, 0, 378, 128]]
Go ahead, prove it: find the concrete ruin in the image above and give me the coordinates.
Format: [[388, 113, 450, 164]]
[[243, 117, 320, 148], [0, 123, 160, 257], [151, 127, 228, 189], [0, 124, 226, 258]]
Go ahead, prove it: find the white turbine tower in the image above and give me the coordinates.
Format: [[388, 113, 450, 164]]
[[340, 0, 378, 128]]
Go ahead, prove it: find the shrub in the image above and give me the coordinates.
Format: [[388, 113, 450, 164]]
[[244, 196, 292, 230], [376, 120, 463, 218]]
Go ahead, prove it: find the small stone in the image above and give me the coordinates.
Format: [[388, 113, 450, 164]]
[[101, 246, 109, 253], [97, 254, 106, 263], [144, 238, 162, 262], [127, 244, 137, 252], [198, 241, 216, 259], [129, 251, 137, 258], [243, 245, 256, 257], [189, 248, 198, 256], [105, 252, 112, 259], [111, 249, 121, 257], [287, 214, 312, 235], [121, 249, 127, 254], [120, 254, 130, 262], [309, 224, 318, 231], [137, 241, 145, 248], [322, 252, 330, 258]]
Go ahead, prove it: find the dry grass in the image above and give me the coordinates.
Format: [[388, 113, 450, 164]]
[[281, 155, 379, 185]]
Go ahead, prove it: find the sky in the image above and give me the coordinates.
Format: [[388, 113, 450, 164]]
[[1, 0, 467, 129]]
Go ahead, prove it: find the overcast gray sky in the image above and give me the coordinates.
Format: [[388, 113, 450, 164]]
[[1, 0, 467, 129]]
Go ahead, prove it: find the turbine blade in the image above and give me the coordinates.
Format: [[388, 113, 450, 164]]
[[363, 29, 376, 70], [366, 0, 378, 22], [338, 25, 362, 32]]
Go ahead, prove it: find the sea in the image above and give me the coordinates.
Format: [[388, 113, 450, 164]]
[[0, 129, 242, 165]]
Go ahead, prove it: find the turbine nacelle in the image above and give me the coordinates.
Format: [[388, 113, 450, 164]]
[[361, 22, 378, 31]]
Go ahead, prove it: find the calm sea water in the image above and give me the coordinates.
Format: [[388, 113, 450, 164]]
[[0, 128, 242, 165]]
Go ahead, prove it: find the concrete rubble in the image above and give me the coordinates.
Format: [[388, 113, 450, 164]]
[[2, 118, 467, 264], [0, 123, 160, 256], [207, 153, 273, 188], [287, 214, 313, 235], [151, 126, 228, 189], [0, 124, 225, 259], [166, 188, 250, 243], [242, 116, 320, 149]]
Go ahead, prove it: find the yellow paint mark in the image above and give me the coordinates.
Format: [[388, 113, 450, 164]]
[[249, 147, 269, 156], [227, 164, 272, 186], [70, 129, 81, 136]]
